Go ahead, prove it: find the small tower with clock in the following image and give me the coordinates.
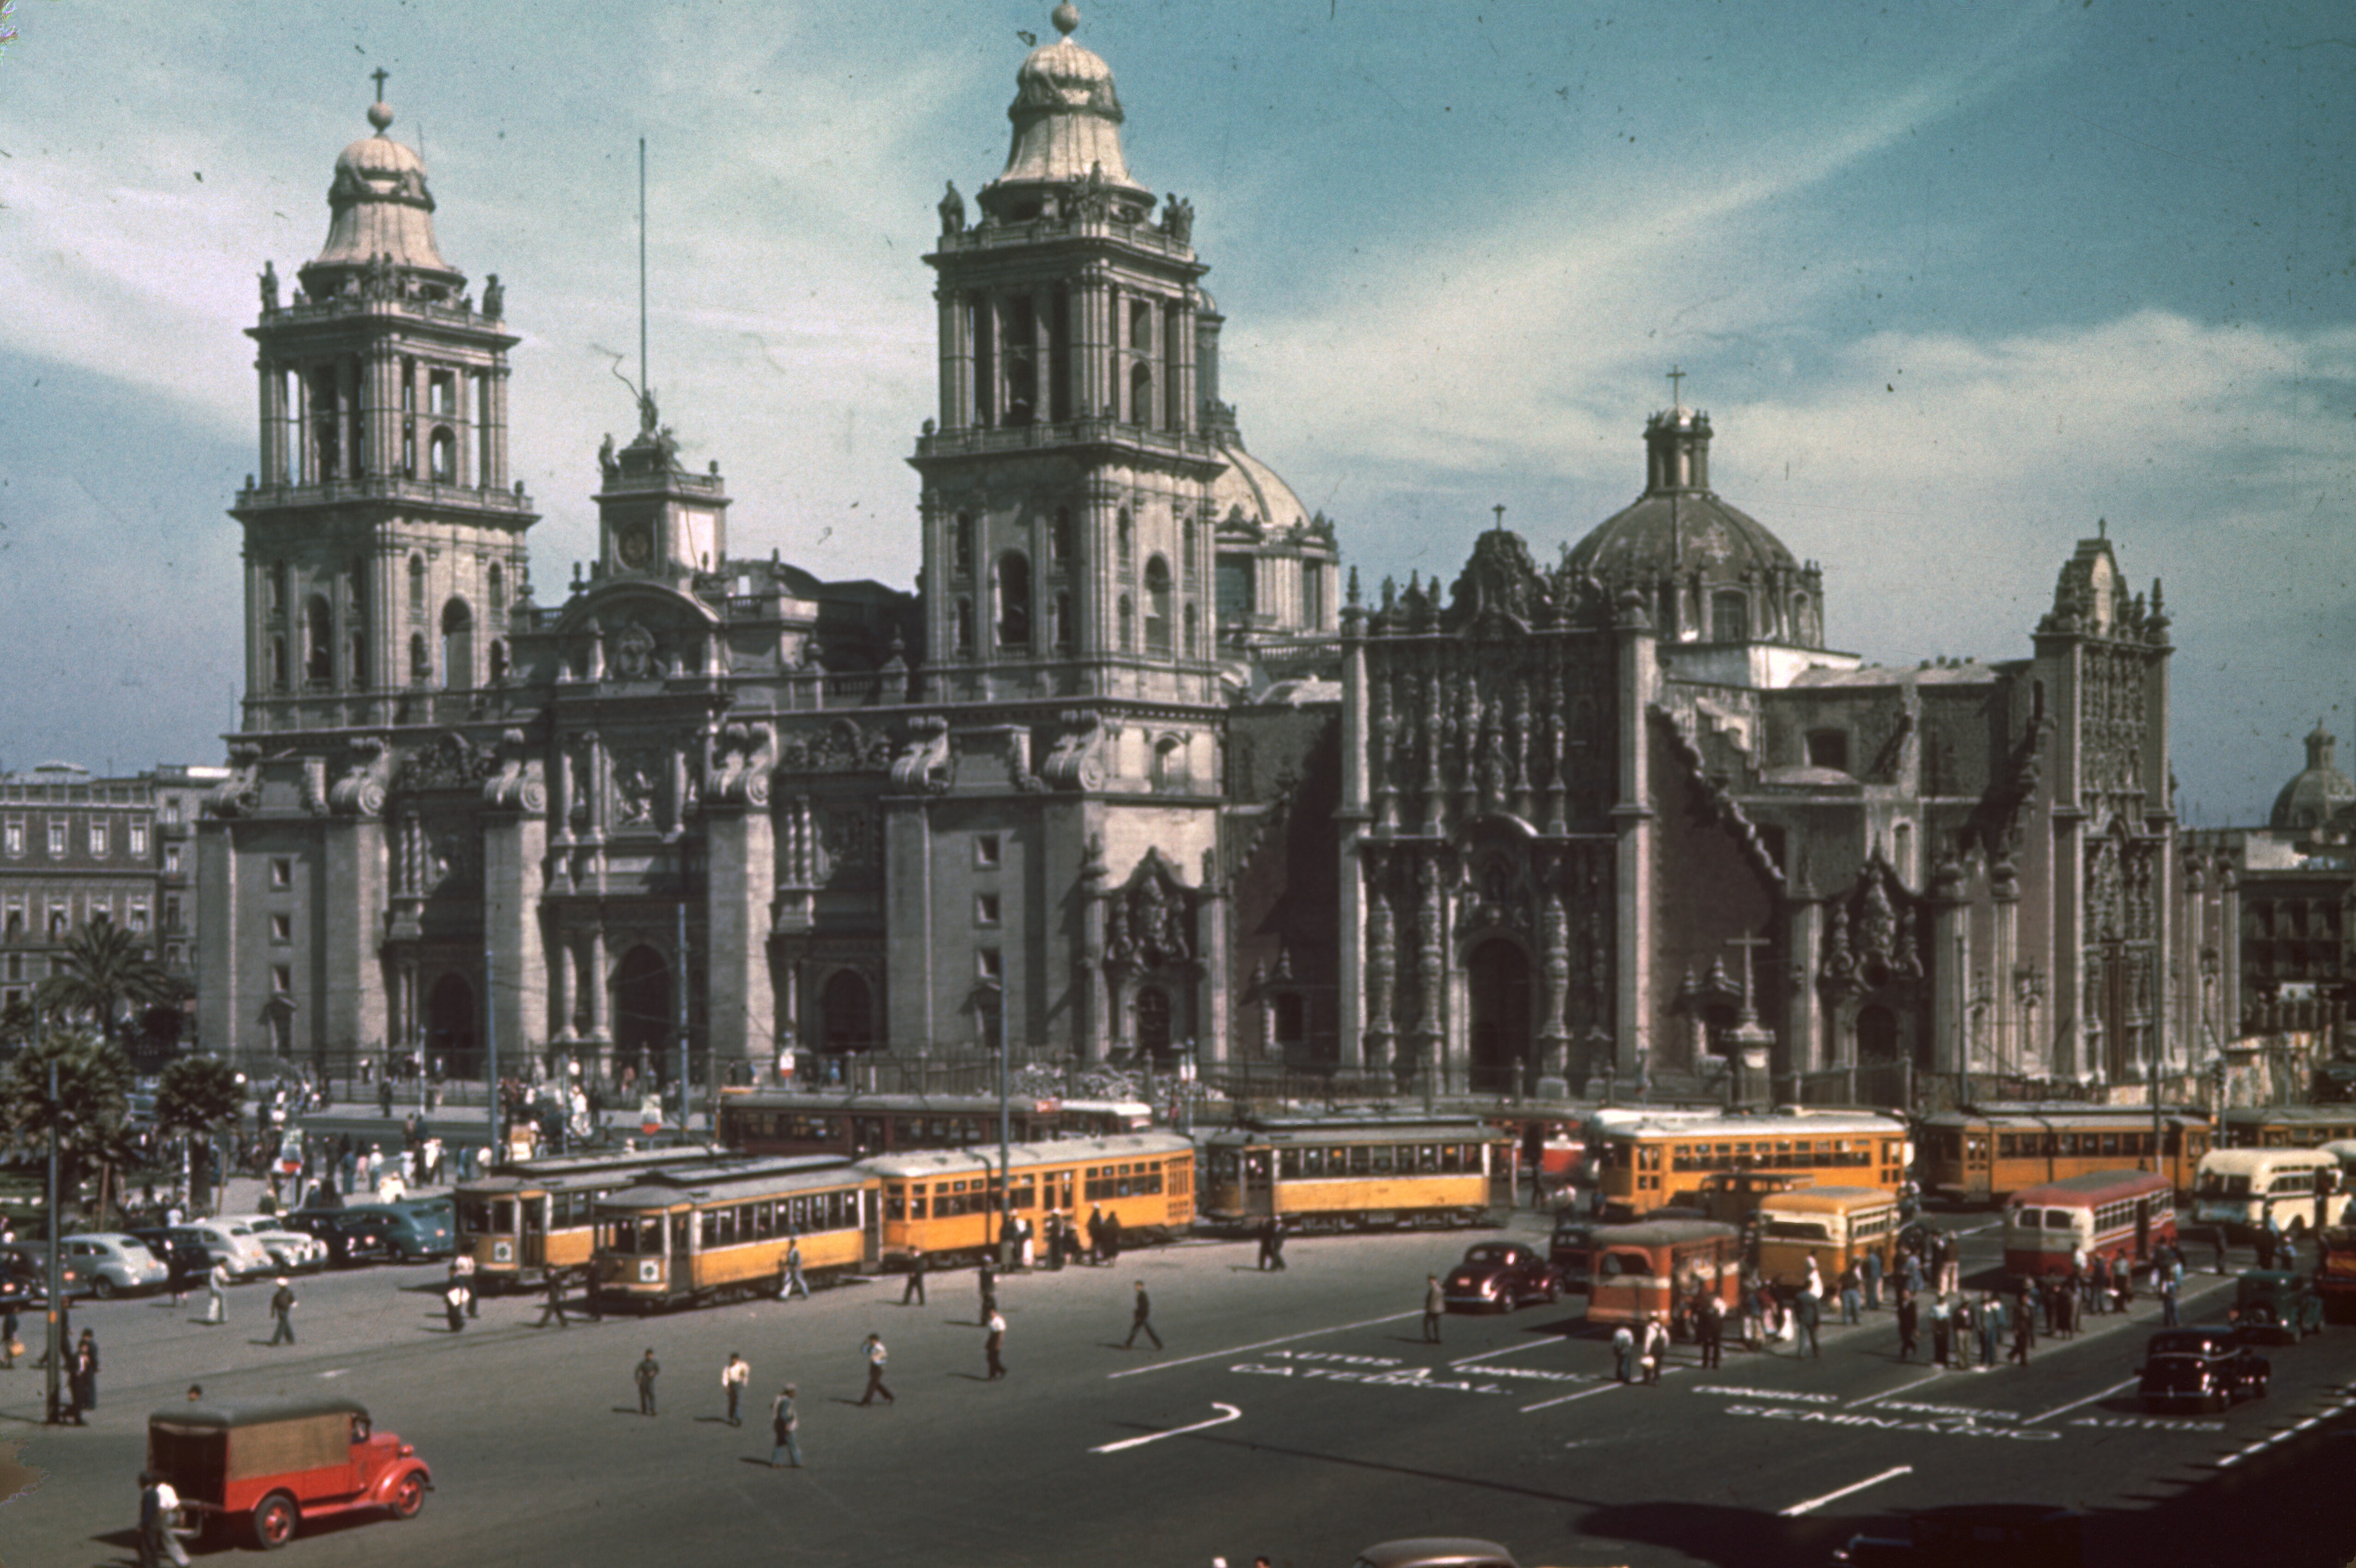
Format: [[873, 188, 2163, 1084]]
[[595, 392, 731, 582]]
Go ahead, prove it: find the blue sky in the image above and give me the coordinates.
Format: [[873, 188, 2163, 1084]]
[[0, 0, 2347, 822]]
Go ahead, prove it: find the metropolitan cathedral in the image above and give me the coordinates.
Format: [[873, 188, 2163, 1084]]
[[198, 8, 2217, 1101]]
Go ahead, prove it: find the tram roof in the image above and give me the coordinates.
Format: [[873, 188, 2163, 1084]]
[[1919, 1103, 2211, 1128], [857, 1131, 1194, 1179], [718, 1089, 1146, 1115], [599, 1162, 871, 1211], [1590, 1111, 1908, 1139], [1206, 1112, 1503, 1141], [2007, 1168, 2175, 1206], [2219, 1105, 2356, 1124]]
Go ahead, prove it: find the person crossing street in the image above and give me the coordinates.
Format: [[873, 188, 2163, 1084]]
[[984, 1310, 1007, 1380], [768, 1384, 803, 1468], [1422, 1274, 1445, 1344], [859, 1333, 895, 1405], [1122, 1280, 1163, 1350], [901, 1247, 928, 1306], [266, 1278, 297, 1346], [722, 1353, 750, 1425], [635, 1349, 661, 1416]]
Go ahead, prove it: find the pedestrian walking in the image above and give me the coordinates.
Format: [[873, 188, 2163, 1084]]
[[768, 1384, 802, 1468], [1792, 1288, 1821, 1360], [1266, 1217, 1287, 1272], [1422, 1274, 1445, 1344], [1087, 1205, 1107, 1264], [1256, 1216, 1275, 1271], [2258, 1217, 2280, 1272], [780, 1236, 810, 1300], [535, 1267, 572, 1327], [1640, 1314, 1669, 1384], [1, 1305, 18, 1369], [1929, 1295, 1952, 1367], [1976, 1294, 2001, 1369], [635, 1348, 661, 1415], [858, 1334, 894, 1405], [442, 1277, 467, 1333], [1739, 1275, 1765, 1350], [1043, 1213, 1066, 1272], [2159, 1265, 2181, 1327], [1612, 1322, 1637, 1383], [266, 1278, 297, 1346], [1838, 1262, 1863, 1326], [2010, 1288, 2037, 1366], [1862, 1247, 1884, 1311], [453, 1250, 479, 1318], [2110, 1251, 2134, 1315], [2088, 1251, 2110, 1315], [1935, 1232, 1959, 1297], [984, 1310, 1007, 1380], [901, 1246, 928, 1306], [1123, 1280, 1163, 1350], [139, 1470, 190, 1568], [69, 1329, 98, 1421], [204, 1259, 230, 1325], [1103, 1210, 1124, 1263], [978, 1260, 997, 1321], [1896, 1291, 1920, 1361], [1697, 1292, 1725, 1368], [723, 1353, 750, 1425]]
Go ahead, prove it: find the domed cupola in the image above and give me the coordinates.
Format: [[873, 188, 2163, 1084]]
[[1562, 383, 1826, 650], [980, 4, 1153, 222], [299, 92, 464, 301], [2270, 724, 2356, 832]]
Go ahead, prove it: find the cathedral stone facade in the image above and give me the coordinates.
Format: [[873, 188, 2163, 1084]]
[[199, 10, 2207, 1104]]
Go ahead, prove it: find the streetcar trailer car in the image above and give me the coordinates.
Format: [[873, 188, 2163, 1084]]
[[867, 1131, 1196, 1265], [1590, 1109, 1909, 1212], [1583, 1218, 1743, 1330], [454, 1147, 781, 1293], [2220, 1104, 2356, 1150], [593, 1159, 875, 1312], [1914, 1102, 2210, 1203], [717, 1088, 1151, 1159], [1196, 1114, 1514, 1231], [147, 1396, 430, 1550], [2000, 1168, 2176, 1279]]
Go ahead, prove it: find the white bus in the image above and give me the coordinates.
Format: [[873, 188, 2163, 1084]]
[[2191, 1148, 2337, 1236]]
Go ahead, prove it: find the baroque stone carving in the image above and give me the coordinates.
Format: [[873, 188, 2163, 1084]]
[[483, 727, 547, 814], [889, 716, 954, 795], [611, 623, 656, 681], [399, 730, 498, 793], [777, 718, 892, 773], [329, 737, 393, 819], [1042, 709, 1108, 791], [1104, 854, 1197, 972]]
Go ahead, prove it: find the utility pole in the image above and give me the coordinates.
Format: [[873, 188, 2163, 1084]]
[[45, 1058, 63, 1425], [484, 931, 499, 1160], [996, 1007, 1012, 1272], [676, 902, 690, 1142]]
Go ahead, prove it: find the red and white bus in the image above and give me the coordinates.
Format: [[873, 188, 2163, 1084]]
[[2001, 1168, 2177, 1279]]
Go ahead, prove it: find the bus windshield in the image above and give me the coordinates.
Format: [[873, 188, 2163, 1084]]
[[2199, 1173, 2251, 1198]]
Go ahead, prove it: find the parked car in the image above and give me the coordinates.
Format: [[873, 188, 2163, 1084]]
[[163, 1226, 254, 1281], [0, 1243, 85, 1301], [176, 1220, 275, 1279], [1442, 1242, 1559, 1314], [2139, 1327, 2270, 1413], [278, 1210, 396, 1268], [2234, 1269, 2325, 1343], [218, 1214, 327, 1274], [60, 1233, 171, 1298], [147, 1394, 431, 1549], [1833, 1504, 2084, 1567], [342, 1202, 453, 1261], [125, 1228, 206, 1297]]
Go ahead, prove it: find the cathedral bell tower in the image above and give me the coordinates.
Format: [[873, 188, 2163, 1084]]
[[910, 3, 1224, 706], [230, 86, 536, 732]]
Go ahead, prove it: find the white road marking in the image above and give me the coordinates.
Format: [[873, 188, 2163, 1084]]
[[2214, 1396, 2356, 1469], [1450, 1339, 1563, 1368], [1091, 1402, 1242, 1453], [2022, 1376, 2140, 1425], [1779, 1464, 1914, 1516], [1520, 1366, 1681, 1413], [1106, 1311, 1422, 1379], [318, 1369, 348, 1379], [1846, 1368, 1945, 1408]]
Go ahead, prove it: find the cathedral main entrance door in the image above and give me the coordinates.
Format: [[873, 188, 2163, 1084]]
[[1467, 940, 1533, 1094], [613, 945, 671, 1080], [1135, 986, 1174, 1063], [426, 973, 476, 1080]]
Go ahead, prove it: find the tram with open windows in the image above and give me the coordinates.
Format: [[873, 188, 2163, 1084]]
[[864, 1132, 1195, 1266], [591, 1158, 877, 1313], [453, 1146, 752, 1294], [1196, 1115, 1516, 1232], [1588, 1110, 1911, 1212], [1914, 1103, 2211, 1202], [714, 1090, 1153, 1160], [2217, 1105, 2356, 1151]]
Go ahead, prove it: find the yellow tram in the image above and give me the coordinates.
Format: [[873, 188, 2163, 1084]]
[[863, 1132, 1196, 1266], [1195, 1115, 1515, 1231], [453, 1146, 747, 1293], [591, 1159, 876, 1313]]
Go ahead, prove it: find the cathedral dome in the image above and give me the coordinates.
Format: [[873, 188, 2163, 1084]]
[[2270, 724, 2356, 831], [1562, 402, 1824, 647], [1210, 433, 1311, 538], [992, 5, 1145, 193], [309, 98, 458, 282]]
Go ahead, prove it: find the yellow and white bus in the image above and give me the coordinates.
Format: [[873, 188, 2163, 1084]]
[[2191, 1148, 2338, 1237], [1751, 1185, 1902, 1292]]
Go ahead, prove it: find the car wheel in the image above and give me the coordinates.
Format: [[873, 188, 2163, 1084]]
[[90, 1276, 115, 1301], [389, 1470, 427, 1520], [251, 1491, 299, 1550]]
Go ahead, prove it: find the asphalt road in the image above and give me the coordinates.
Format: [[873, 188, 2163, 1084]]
[[5, 1207, 2355, 1568]]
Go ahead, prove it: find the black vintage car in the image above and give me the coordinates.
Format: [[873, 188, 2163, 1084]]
[[1442, 1242, 1558, 1314], [2139, 1327, 2270, 1413], [279, 1210, 396, 1268], [2233, 1269, 2325, 1343]]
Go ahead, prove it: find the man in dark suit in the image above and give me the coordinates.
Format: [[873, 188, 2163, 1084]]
[[901, 1247, 928, 1306], [1122, 1280, 1162, 1350]]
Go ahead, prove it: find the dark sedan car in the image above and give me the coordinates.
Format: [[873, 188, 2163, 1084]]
[[1443, 1242, 1558, 1313], [0, 1243, 84, 1301], [279, 1210, 396, 1267], [2233, 1270, 2324, 1344], [2139, 1327, 2270, 1413]]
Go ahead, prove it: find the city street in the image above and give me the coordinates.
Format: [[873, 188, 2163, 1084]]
[[5, 1208, 2355, 1567]]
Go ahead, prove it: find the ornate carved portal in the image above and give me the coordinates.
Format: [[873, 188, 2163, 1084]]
[[1819, 849, 1929, 1069], [1101, 851, 1201, 1064]]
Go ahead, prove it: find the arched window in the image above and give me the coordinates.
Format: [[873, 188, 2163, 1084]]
[[303, 595, 333, 684], [440, 598, 473, 690], [1182, 603, 1199, 657], [953, 513, 975, 579], [487, 639, 508, 682], [1118, 594, 1135, 652], [1792, 592, 1819, 646], [409, 631, 431, 685], [1712, 589, 1749, 643], [429, 427, 455, 483], [487, 562, 505, 612], [1655, 583, 1677, 637], [1152, 736, 1185, 792], [266, 561, 288, 617], [1117, 508, 1133, 568], [1144, 556, 1172, 653], [995, 551, 1032, 649], [1053, 591, 1074, 652], [820, 969, 875, 1053], [408, 555, 426, 621], [1129, 362, 1153, 426], [1050, 506, 1073, 565], [269, 635, 289, 692], [309, 366, 341, 480], [954, 598, 976, 656]]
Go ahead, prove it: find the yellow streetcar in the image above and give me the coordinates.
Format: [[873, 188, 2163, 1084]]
[[864, 1132, 1197, 1266], [591, 1158, 875, 1313], [453, 1146, 745, 1294], [1196, 1115, 1515, 1232]]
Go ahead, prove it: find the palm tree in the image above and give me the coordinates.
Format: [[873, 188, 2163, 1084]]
[[42, 916, 174, 1048], [0, 1030, 135, 1220]]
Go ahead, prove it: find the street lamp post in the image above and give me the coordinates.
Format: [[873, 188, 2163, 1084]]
[[45, 1059, 63, 1426]]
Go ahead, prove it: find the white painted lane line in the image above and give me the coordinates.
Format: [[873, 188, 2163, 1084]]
[[1451, 1339, 1562, 1368], [1847, 1368, 1945, 1408], [1520, 1365, 1681, 1413], [2022, 1376, 2140, 1425], [1091, 1402, 1242, 1454], [2214, 1396, 2356, 1469], [1779, 1464, 1914, 1518], [1105, 1310, 1422, 1380]]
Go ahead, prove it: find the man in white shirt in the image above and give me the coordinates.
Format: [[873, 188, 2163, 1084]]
[[140, 1471, 189, 1567]]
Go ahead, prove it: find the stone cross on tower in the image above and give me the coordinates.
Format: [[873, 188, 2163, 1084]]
[[1667, 364, 1687, 409], [370, 67, 389, 102], [1725, 929, 1777, 1109], [1727, 930, 1771, 1025], [1492, 503, 1506, 532]]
